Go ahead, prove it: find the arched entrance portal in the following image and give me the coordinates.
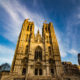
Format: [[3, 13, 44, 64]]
[[34, 46, 43, 75], [35, 62, 43, 75]]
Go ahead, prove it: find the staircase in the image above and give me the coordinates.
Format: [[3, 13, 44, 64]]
[[1, 73, 57, 80], [27, 76, 57, 80], [1, 72, 25, 80]]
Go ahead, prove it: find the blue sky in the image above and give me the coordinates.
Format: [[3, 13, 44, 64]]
[[0, 0, 80, 65]]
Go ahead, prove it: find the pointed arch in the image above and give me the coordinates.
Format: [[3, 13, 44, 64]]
[[34, 46, 42, 61]]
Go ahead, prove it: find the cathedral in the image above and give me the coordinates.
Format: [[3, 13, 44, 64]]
[[0, 19, 80, 80]]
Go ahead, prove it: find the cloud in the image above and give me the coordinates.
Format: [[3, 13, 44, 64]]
[[0, 45, 14, 55], [0, 0, 65, 58], [0, 0, 80, 65], [0, 45, 14, 64], [0, 0, 45, 64], [0, 58, 12, 65], [57, 5, 80, 59], [0, 0, 45, 43], [55, 29, 68, 58], [66, 9, 80, 50], [68, 49, 78, 55], [57, 8, 80, 63]]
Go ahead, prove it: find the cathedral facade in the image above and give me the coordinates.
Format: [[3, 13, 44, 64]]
[[0, 19, 80, 80]]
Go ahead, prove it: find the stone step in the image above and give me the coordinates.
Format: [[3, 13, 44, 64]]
[[27, 76, 57, 80]]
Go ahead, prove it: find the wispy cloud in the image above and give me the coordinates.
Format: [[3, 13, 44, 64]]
[[0, 0, 72, 59], [58, 5, 80, 63], [0, 45, 14, 64], [0, 0, 45, 43], [0, 0, 80, 65], [56, 5, 80, 60], [0, 45, 14, 54], [68, 49, 78, 55], [66, 9, 80, 50], [0, 58, 12, 65], [55, 31, 67, 57]]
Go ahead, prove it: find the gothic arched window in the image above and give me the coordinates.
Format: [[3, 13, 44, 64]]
[[35, 68, 38, 75], [39, 68, 42, 75], [35, 68, 42, 75], [50, 68, 54, 75], [34, 46, 42, 61], [25, 45, 28, 54], [22, 68, 26, 75], [30, 26, 32, 31], [27, 26, 29, 31]]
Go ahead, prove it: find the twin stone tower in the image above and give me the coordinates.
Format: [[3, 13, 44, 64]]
[[2, 19, 63, 80]]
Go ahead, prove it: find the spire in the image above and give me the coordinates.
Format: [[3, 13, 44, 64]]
[[36, 28, 41, 42], [44, 20, 47, 23]]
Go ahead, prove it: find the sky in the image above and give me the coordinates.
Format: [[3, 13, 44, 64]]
[[0, 0, 80, 65]]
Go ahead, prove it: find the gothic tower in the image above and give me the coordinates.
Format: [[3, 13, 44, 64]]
[[42, 22, 63, 79], [10, 19, 63, 80]]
